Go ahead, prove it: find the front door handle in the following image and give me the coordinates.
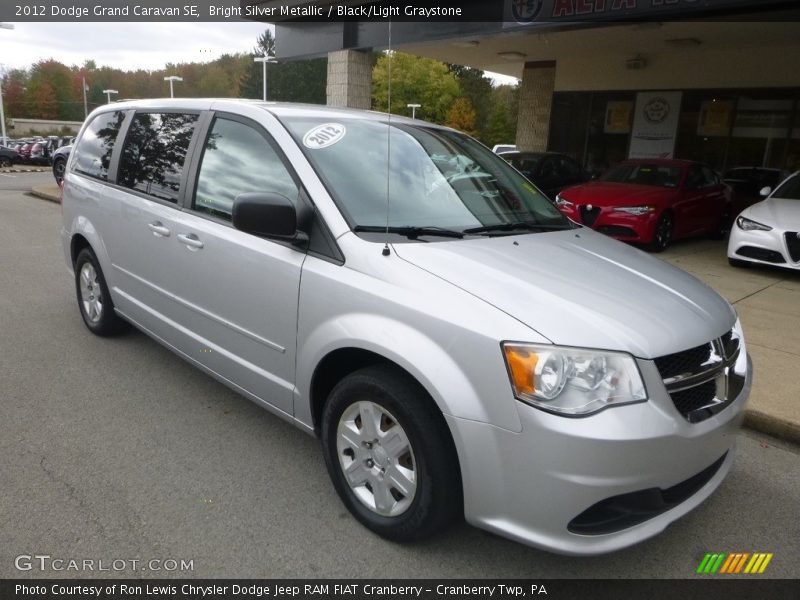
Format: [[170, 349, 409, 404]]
[[148, 222, 171, 237], [177, 233, 204, 250]]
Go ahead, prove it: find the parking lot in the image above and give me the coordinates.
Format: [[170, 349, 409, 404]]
[[1, 174, 799, 578]]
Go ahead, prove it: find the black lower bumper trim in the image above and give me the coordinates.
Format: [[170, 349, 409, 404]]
[[568, 452, 727, 535]]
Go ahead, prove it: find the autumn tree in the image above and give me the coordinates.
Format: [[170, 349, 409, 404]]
[[2, 69, 28, 117], [26, 81, 59, 119], [372, 52, 460, 124], [449, 65, 493, 140], [445, 97, 478, 137]]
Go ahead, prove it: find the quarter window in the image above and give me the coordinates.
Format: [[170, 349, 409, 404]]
[[193, 118, 298, 220], [118, 112, 198, 203], [702, 166, 718, 187], [72, 111, 125, 181]]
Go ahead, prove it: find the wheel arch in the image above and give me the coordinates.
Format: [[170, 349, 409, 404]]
[[70, 233, 92, 267]]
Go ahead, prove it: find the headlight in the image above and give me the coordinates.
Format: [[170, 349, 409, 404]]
[[736, 216, 772, 231], [502, 343, 647, 416], [554, 193, 573, 208], [613, 205, 656, 215]]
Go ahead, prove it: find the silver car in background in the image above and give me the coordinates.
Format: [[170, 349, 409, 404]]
[[61, 99, 751, 555]]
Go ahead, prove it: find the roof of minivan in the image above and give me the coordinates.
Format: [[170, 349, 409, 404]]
[[93, 98, 437, 128]]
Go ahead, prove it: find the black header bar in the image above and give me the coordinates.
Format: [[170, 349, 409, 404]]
[[2, 0, 798, 22]]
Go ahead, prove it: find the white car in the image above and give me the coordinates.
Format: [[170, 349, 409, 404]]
[[728, 172, 800, 269], [491, 143, 516, 154]]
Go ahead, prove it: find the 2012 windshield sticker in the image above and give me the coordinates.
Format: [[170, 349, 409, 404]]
[[303, 124, 346, 149]]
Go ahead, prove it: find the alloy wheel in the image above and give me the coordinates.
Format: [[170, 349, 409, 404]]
[[336, 401, 417, 517], [654, 213, 673, 251], [79, 262, 103, 323]]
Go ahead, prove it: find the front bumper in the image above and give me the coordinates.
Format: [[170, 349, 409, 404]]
[[728, 225, 800, 269], [446, 355, 751, 555], [559, 205, 658, 243]]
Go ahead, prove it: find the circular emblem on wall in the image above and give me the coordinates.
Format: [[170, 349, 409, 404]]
[[643, 97, 670, 124], [512, 0, 543, 23]]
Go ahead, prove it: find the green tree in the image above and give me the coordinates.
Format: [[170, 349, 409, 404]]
[[29, 60, 81, 120], [240, 28, 327, 104], [485, 84, 520, 147], [372, 52, 460, 124]]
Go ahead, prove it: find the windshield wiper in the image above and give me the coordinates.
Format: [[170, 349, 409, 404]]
[[353, 225, 464, 239], [462, 221, 571, 235]]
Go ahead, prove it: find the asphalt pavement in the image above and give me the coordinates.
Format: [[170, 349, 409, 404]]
[[1, 177, 799, 578]]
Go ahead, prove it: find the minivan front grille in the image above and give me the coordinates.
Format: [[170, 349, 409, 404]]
[[670, 380, 717, 416], [785, 232, 800, 262], [654, 344, 713, 380], [654, 330, 744, 423]]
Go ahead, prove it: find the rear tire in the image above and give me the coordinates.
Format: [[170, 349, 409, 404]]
[[52, 156, 67, 184], [74, 248, 128, 336], [321, 364, 462, 542], [0, 156, 11, 168], [648, 211, 673, 253]]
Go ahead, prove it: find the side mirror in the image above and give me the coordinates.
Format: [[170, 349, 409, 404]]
[[232, 192, 308, 245], [759, 186, 772, 198]]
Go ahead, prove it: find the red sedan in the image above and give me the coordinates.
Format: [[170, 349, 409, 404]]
[[555, 159, 732, 252]]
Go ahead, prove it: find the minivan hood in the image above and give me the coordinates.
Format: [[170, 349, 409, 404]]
[[393, 229, 734, 359]]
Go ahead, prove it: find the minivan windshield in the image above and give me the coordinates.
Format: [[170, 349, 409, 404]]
[[282, 117, 570, 236]]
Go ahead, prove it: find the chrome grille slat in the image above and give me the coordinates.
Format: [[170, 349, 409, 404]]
[[655, 330, 741, 423]]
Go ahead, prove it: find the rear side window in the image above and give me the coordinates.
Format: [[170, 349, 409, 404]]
[[193, 117, 298, 220], [72, 111, 125, 181], [702, 167, 719, 187], [118, 112, 198, 203]]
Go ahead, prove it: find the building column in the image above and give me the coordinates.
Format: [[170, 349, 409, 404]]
[[326, 49, 372, 110], [516, 61, 556, 152]]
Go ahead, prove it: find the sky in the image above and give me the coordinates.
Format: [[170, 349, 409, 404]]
[[0, 22, 269, 71], [0, 21, 517, 83]]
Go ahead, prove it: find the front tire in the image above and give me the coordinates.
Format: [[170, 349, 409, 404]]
[[321, 365, 462, 542], [728, 257, 749, 268], [0, 156, 11, 168], [648, 211, 673, 252], [74, 248, 128, 336]]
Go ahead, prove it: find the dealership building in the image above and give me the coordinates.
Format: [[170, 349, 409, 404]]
[[248, 1, 800, 173]]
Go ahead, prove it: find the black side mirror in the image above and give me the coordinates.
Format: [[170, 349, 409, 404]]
[[232, 192, 308, 245]]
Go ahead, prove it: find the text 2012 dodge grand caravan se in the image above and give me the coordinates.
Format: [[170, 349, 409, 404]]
[[61, 99, 751, 555]]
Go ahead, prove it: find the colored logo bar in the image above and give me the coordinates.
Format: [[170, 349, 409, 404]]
[[696, 552, 774, 574]]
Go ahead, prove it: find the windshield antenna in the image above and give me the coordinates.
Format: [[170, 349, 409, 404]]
[[382, 18, 393, 257]]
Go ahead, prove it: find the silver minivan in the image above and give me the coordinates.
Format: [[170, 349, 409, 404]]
[[61, 99, 751, 555]]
